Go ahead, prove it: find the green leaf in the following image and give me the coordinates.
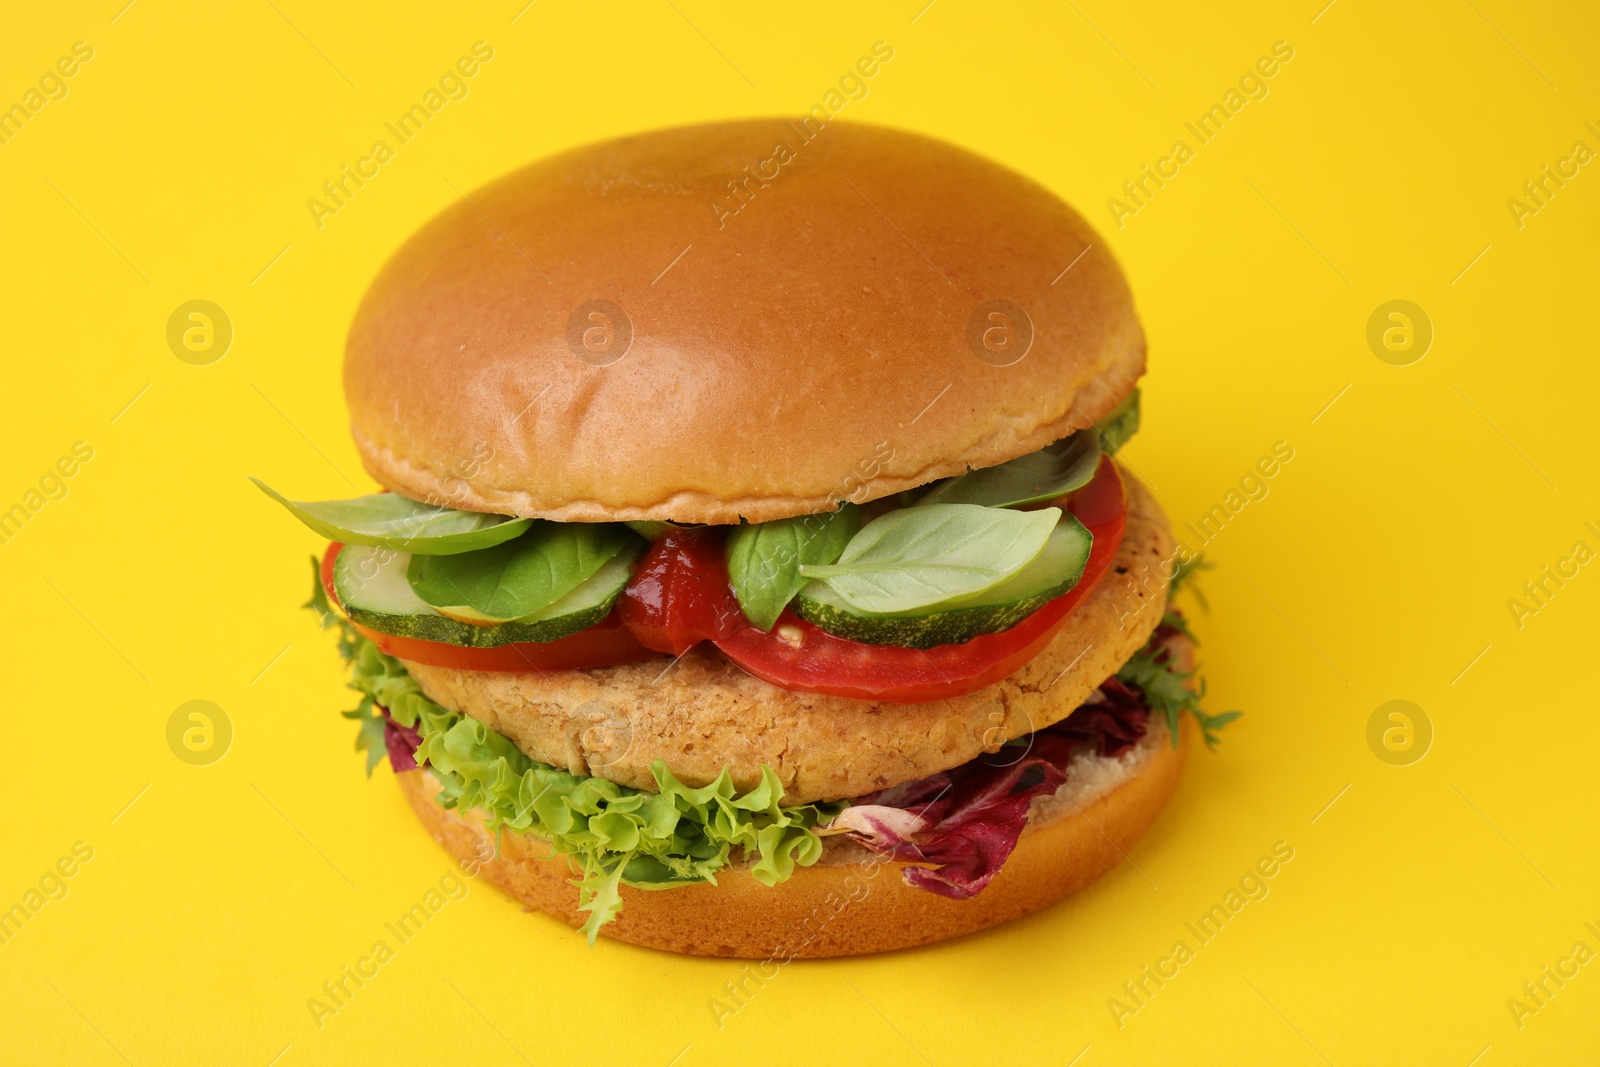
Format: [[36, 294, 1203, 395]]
[[406, 522, 636, 623], [727, 504, 859, 630], [624, 520, 703, 540], [1192, 708, 1242, 748], [253, 478, 530, 555], [1116, 641, 1240, 751], [915, 433, 1100, 509], [335, 634, 842, 940], [1160, 609, 1197, 646], [1169, 553, 1213, 613], [577, 854, 634, 945], [799, 504, 1060, 614], [304, 555, 360, 662], [1095, 388, 1141, 455], [625, 521, 671, 540], [340, 696, 389, 778]]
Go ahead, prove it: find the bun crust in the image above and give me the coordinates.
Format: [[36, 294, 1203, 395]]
[[401, 465, 1175, 804], [345, 120, 1144, 523], [395, 712, 1191, 958]]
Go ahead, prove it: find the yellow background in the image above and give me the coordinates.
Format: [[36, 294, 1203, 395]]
[[3, 1, 1596, 1063]]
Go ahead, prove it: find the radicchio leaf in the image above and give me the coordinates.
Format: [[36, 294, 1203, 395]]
[[829, 694, 1152, 899], [381, 708, 424, 772], [1054, 678, 1151, 757]]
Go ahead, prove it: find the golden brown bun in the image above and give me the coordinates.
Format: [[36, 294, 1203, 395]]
[[345, 119, 1144, 523], [396, 710, 1191, 958], [401, 464, 1175, 804]]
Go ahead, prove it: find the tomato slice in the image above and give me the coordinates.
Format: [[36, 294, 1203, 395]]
[[709, 457, 1128, 702], [318, 543, 659, 673]]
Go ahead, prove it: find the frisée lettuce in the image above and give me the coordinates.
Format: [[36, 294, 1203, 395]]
[[325, 613, 842, 942]]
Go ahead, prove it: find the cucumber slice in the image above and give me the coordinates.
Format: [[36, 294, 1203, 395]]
[[334, 545, 437, 617], [793, 518, 1092, 648], [333, 544, 638, 647]]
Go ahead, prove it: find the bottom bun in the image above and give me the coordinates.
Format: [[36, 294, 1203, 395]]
[[395, 715, 1192, 958]]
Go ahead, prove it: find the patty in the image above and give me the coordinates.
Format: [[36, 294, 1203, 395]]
[[400, 465, 1176, 804]]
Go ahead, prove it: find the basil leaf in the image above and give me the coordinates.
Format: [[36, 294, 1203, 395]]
[[914, 433, 1100, 509], [624, 520, 703, 540], [798, 504, 1060, 614], [406, 522, 637, 621], [625, 521, 672, 541], [252, 478, 530, 556], [727, 504, 860, 631], [1095, 388, 1141, 455]]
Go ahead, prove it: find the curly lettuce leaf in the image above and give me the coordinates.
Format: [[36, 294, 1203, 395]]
[[1117, 608, 1239, 750], [340, 694, 389, 777], [1168, 552, 1214, 613], [331, 622, 842, 943]]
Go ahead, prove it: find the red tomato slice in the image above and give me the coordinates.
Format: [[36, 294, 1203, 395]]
[[318, 543, 659, 673]]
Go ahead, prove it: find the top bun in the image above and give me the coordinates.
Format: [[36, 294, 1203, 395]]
[[344, 119, 1144, 524]]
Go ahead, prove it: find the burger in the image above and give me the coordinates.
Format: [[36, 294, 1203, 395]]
[[258, 119, 1237, 958]]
